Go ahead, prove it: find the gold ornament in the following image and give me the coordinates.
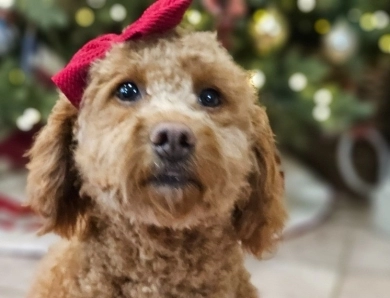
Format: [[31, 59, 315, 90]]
[[249, 8, 288, 55]]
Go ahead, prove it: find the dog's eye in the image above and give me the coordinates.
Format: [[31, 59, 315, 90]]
[[115, 82, 141, 102], [198, 88, 221, 108]]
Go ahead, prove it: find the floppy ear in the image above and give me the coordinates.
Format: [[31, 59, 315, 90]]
[[233, 105, 287, 258], [26, 96, 87, 238]]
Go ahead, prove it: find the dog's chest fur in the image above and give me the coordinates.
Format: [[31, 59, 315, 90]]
[[62, 220, 251, 298]]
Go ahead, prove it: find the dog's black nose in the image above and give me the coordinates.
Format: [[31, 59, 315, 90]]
[[150, 122, 196, 162]]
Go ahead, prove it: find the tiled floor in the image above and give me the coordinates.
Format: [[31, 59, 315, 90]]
[[1, 197, 389, 298]]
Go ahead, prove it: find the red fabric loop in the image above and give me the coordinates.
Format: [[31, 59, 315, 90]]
[[52, 0, 192, 108]]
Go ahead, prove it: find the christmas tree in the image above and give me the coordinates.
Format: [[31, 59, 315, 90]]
[[0, 0, 389, 170]]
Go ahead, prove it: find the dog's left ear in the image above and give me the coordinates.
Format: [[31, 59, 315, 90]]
[[26, 96, 87, 238], [233, 105, 287, 258]]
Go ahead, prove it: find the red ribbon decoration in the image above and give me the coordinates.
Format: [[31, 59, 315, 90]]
[[52, 0, 193, 108]]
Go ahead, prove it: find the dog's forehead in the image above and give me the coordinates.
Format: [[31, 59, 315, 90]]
[[103, 31, 233, 78], [127, 31, 224, 62]]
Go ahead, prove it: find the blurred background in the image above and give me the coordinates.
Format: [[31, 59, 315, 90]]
[[0, 0, 390, 297]]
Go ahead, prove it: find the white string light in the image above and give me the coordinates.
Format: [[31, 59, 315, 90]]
[[16, 108, 41, 132], [110, 4, 127, 22], [314, 89, 333, 106], [0, 0, 14, 9], [86, 0, 106, 9], [313, 105, 331, 122], [186, 10, 202, 26], [289, 73, 307, 91], [250, 70, 266, 89], [373, 11, 389, 29], [297, 0, 316, 13]]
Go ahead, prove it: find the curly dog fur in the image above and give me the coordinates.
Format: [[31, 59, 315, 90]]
[[26, 30, 286, 298]]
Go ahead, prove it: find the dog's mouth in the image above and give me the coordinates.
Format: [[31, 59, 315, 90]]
[[146, 164, 202, 189]]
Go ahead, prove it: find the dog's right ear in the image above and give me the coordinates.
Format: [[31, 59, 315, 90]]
[[26, 96, 86, 238], [233, 105, 286, 258]]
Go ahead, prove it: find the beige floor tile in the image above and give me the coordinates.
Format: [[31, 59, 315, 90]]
[[0, 286, 25, 298], [338, 273, 390, 298], [0, 256, 38, 292], [347, 228, 390, 274], [275, 221, 351, 270], [246, 257, 338, 298]]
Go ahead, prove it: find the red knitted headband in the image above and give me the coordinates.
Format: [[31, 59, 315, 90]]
[[52, 0, 193, 108]]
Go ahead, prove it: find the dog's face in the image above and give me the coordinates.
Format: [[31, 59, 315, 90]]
[[75, 32, 253, 227], [27, 31, 286, 257]]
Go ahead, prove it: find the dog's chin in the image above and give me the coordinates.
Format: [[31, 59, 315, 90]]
[[145, 164, 202, 195], [138, 170, 202, 221], [135, 182, 202, 228], [146, 175, 202, 204]]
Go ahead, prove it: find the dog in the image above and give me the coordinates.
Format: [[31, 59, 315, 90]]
[[26, 27, 286, 298]]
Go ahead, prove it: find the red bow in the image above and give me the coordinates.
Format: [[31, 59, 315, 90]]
[[52, 0, 193, 108]]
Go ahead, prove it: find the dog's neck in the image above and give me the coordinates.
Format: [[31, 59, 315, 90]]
[[84, 213, 237, 256]]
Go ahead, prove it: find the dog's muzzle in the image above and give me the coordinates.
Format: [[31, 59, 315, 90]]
[[147, 122, 201, 189], [150, 122, 196, 162]]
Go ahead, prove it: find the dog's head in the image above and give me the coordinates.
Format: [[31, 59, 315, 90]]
[[27, 31, 286, 257]]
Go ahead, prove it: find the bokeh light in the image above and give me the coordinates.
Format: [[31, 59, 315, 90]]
[[16, 108, 41, 132], [253, 9, 282, 37], [110, 4, 127, 22], [360, 13, 376, 31], [289, 73, 307, 91], [186, 9, 202, 26], [250, 70, 266, 89], [0, 0, 14, 9], [75, 7, 95, 27], [297, 0, 316, 13], [348, 8, 361, 23], [373, 10, 389, 30], [86, 0, 106, 9], [8, 68, 25, 85], [313, 105, 331, 122], [379, 34, 390, 53], [315, 19, 331, 35], [314, 89, 333, 106]]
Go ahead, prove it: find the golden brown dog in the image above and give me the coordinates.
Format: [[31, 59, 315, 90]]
[[26, 30, 286, 298]]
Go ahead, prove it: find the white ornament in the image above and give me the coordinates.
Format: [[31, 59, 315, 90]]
[[324, 19, 358, 64]]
